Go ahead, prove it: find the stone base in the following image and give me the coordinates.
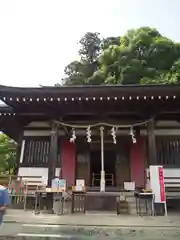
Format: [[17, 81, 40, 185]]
[[86, 192, 118, 211]]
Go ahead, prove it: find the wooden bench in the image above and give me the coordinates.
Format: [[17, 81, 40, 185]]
[[19, 176, 46, 210]]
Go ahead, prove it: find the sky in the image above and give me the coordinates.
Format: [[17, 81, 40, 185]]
[[0, 0, 180, 87]]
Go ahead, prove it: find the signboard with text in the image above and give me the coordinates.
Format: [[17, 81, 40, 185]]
[[149, 165, 166, 203], [76, 179, 85, 187], [51, 178, 66, 192]]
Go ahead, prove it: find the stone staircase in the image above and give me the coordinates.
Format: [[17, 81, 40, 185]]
[[125, 192, 137, 214], [117, 192, 137, 214]]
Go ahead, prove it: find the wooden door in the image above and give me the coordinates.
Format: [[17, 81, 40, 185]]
[[76, 153, 90, 186], [115, 144, 130, 188]]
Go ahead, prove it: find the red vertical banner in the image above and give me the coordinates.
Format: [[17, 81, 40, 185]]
[[61, 141, 76, 186], [130, 137, 145, 187], [158, 167, 166, 202]]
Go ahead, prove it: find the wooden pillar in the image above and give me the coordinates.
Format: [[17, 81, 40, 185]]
[[100, 126, 105, 192], [147, 119, 157, 165], [15, 142, 21, 173], [15, 132, 23, 174], [48, 123, 58, 187]]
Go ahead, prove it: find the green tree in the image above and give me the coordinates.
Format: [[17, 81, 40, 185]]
[[97, 27, 180, 84], [59, 27, 180, 86], [62, 32, 102, 85], [63, 61, 86, 85], [79, 32, 101, 64], [0, 134, 17, 174], [101, 36, 120, 50]]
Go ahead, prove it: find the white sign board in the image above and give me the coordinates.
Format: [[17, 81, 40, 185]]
[[124, 182, 135, 191], [51, 178, 66, 191], [58, 179, 66, 191], [149, 165, 166, 203], [76, 179, 85, 187]]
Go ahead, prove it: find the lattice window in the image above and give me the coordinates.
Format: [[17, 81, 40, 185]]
[[23, 138, 50, 165], [156, 137, 180, 166]]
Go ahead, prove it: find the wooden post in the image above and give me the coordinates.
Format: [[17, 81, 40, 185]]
[[100, 126, 105, 192], [147, 119, 157, 165], [15, 139, 22, 174], [15, 132, 23, 173], [48, 123, 58, 187]]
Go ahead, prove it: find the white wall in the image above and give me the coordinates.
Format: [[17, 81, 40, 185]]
[[18, 167, 61, 185]]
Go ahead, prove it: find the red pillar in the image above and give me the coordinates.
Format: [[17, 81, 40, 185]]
[[130, 137, 146, 188], [61, 141, 76, 186]]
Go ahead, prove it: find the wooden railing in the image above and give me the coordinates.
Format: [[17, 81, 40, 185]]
[[164, 177, 180, 191], [92, 173, 114, 187], [71, 192, 86, 213]]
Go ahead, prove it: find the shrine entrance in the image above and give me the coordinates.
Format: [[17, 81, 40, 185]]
[[90, 150, 116, 187], [76, 136, 131, 191]]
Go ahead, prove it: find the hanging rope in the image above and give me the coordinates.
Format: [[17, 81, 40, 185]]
[[54, 118, 153, 129]]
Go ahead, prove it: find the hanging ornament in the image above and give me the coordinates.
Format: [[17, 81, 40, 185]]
[[70, 128, 76, 143], [130, 127, 136, 144], [86, 126, 92, 143], [111, 126, 117, 144]]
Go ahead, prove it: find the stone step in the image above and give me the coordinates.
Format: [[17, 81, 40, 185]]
[[117, 195, 138, 214]]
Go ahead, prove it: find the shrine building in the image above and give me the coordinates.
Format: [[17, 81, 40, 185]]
[[0, 84, 180, 192]]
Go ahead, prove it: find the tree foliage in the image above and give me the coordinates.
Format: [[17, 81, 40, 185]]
[[63, 32, 101, 85], [0, 134, 17, 174], [101, 36, 120, 50], [78, 32, 101, 64], [60, 27, 180, 85]]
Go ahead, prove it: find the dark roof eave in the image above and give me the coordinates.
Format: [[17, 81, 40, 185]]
[[0, 105, 13, 112], [0, 84, 179, 97]]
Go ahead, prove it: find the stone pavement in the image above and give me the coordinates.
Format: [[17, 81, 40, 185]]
[[1, 210, 180, 239], [3, 209, 180, 227], [1, 222, 180, 239]]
